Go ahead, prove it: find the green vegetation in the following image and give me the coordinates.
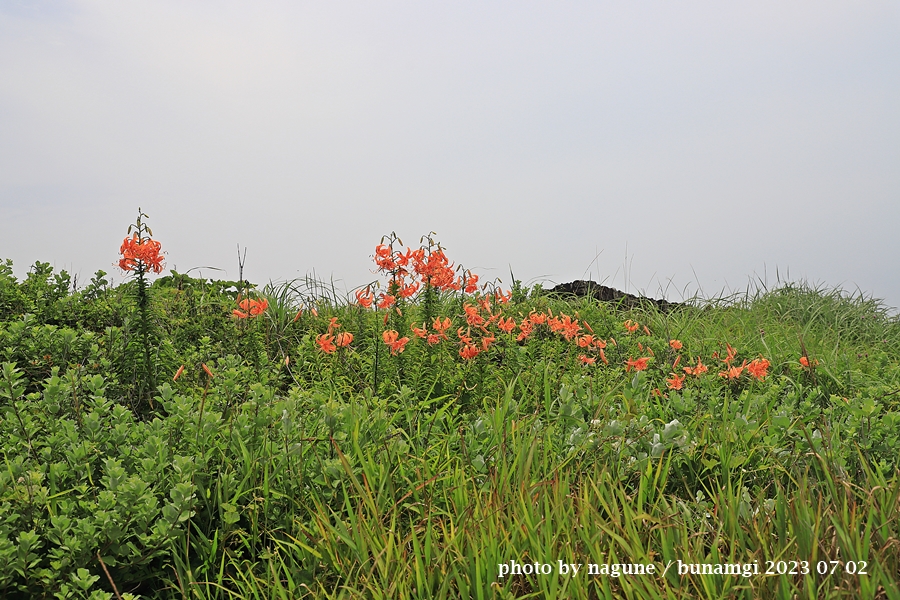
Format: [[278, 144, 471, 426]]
[[1, 232, 899, 599]]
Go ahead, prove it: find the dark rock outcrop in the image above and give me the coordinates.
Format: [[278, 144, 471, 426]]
[[547, 280, 681, 312]]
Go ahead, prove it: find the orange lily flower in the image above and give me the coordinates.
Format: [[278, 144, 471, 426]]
[[723, 343, 737, 365], [464, 303, 485, 326], [377, 294, 396, 309], [316, 334, 337, 354], [335, 332, 353, 348], [432, 316, 452, 335], [719, 360, 746, 380], [462, 271, 479, 294], [683, 357, 708, 376], [623, 320, 639, 334], [374, 244, 396, 271], [459, 344, 480, 360], [411, 323, 428, 339], [399, 280, 420, 298], [355, 288, 374, 308], [747, 357, 770, 379], [577, 335, 595, 348], [669, 339, 683, 351], [497, 316, 516, 334], [382, 330, 410, 355], [481, 335, 496, 351], [516, 319, 534, 342], [666, 373, 685, 390], [625, 357, 651, 372], [233, 298, 269, 318], [579, 355, 596, 365], [119, 234, 165, 274], [559, 315, 581, 341]]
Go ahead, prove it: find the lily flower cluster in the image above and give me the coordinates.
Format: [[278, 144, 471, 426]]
[[233, 297, 269, 319], [368, 240, 480, 307], [382, 330, 410, 355], [119, 233, 165, 274], [317, 317, 353, 354], [306, 235, 790, 398], [410, 316, 452, 346]]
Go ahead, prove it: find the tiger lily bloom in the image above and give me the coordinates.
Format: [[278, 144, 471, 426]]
[[747, 357, 770, 379], [497, 316, 516, 334], [666, 373, 685, 390], [623, 320, 639, 334], [382, 330, 410, 355], [377, 294, 396, 309], [374, 244, 396, 270], [316, 334, 337, 354], [625, 356, 650, 372], [558, 315, 581, 341], [462, 271, 479, 294], [432, 316, 452, 335], [355, 288, 374, 308], [456, 327, 473, 345], [579, 355, 596, 365], [516, 319, 534, 342], [723, 343, 737, 365], [719, 360, 746, 380], [233, 298, 269, 318], [464, 303, 484, 326], [459, 344, 480, 360], [411, 323, 428, 339], [399, 280, 420, 298], [577, 335, 596, 348], [335, 332, 353, 348], [669, 339, 683, 351], [119, 234, 165, 274], [683, 357, 708, 376]]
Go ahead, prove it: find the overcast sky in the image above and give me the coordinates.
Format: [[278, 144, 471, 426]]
[[2, 1, 899, 310]]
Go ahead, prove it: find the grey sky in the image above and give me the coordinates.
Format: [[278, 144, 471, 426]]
[[2, 1, 899, 309]]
